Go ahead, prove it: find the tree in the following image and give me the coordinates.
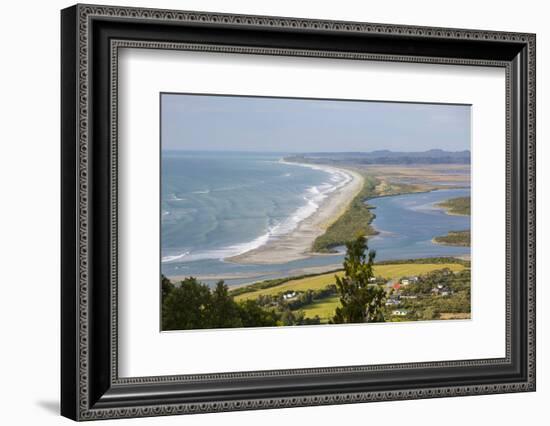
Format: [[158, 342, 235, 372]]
[[237, 300, 279, 327], [162, 277, 212, 330], [209, 281, 242, 328], [332, 234, 386, 324], [161, 275, 173, 300]]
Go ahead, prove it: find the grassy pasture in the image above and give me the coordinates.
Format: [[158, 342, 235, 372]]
[[299, 297, 341, 322], [234, 263, 466, 302]]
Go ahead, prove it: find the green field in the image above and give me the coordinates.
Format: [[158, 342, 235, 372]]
[[299, 297, 341, 322], [436, 196, 470, 216], [234, 262, 466, 301]]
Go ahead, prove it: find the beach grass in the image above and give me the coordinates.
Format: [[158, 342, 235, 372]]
[[234, 262, 466, 301]]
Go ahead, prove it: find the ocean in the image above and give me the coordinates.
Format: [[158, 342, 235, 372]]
[[161, 151, 349, 280], [161, 151, 470, 286]]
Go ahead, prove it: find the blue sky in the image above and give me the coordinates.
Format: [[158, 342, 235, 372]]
[[161, 93, 470, 152]]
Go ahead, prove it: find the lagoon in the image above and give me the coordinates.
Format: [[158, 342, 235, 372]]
[[367, 188, 470, 260]]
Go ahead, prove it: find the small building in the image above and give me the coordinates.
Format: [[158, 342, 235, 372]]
[[400, 276, 418, 286], [431, 286, 453, 296], [392, 309, 408, 316], [282, 291, 297, 300]]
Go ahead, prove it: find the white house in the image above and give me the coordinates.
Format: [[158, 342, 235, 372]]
[[392, 310, 408, 316], [282, 291, 297, 300]]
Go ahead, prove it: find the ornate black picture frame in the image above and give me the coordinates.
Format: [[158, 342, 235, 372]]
[[61, 4, 536, 421]]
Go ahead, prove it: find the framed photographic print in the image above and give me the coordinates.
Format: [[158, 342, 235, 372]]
[[61, 4, 536, 421]]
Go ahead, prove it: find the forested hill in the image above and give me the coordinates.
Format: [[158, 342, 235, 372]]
[[284, 149, 470, 165]]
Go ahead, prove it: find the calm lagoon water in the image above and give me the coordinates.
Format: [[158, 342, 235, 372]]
[[161, 151, 470, 286], [367, 188, 470, 260]]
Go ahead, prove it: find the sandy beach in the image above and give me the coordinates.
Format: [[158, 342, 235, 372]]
[[226, 163, 364, 265]]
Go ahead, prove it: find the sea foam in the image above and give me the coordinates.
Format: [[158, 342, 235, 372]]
[[161, 227, 274, 263]]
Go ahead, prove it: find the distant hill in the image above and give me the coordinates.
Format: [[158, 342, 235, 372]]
[[284, 149, 470, 165]]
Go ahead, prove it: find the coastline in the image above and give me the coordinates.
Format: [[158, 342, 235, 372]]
[[225, 162, 365, 265]]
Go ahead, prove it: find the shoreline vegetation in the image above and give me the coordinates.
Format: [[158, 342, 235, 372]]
[[311, 172, 378, 252], [436, 196, 471, 216], [433, 196, 471, 247], [433, 230, 471, 247]]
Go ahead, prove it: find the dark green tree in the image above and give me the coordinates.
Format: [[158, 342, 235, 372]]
[[162, 277, 212, 330], [161, 275, 173, 300], [237, 300, 279, 327], [332, 234, 386, 324], [209, 281, 243, 328]]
